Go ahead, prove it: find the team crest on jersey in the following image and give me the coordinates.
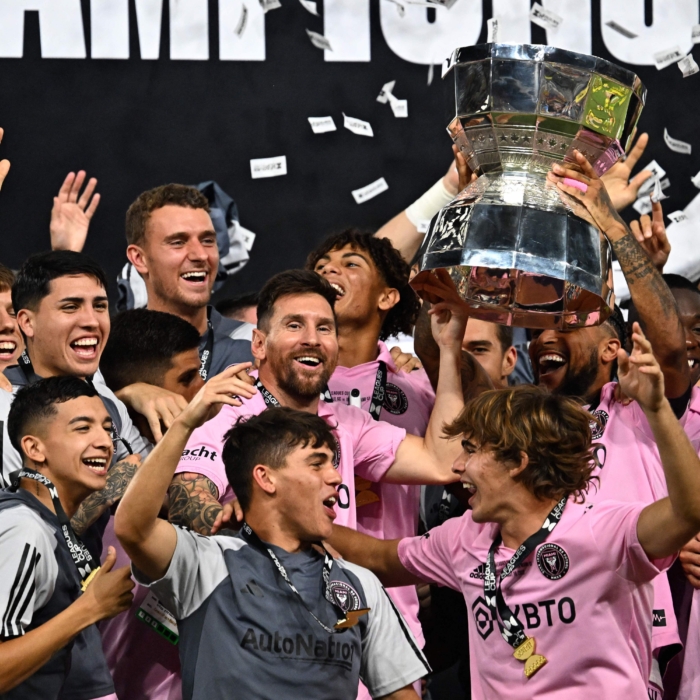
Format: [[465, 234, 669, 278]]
[[328, 581, 361, 613], [536, 543, 570, 580], [589, 409, 609, 439], [383, 384, 408, 415]]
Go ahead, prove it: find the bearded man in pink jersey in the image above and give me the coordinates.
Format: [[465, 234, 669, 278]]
[[329, 323, 700, 700]]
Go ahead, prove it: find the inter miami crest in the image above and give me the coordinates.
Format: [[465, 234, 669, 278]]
[[383, 384, 408, 415], [589, 409, 609, 439], [328, 581, 361, 613], [536, 543, 570, 581]]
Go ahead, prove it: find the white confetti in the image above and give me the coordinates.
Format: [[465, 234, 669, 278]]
[[650, 177, 667, 203], [352, 177, 389, 204], [678, 54, 699, 78], [343, 113, 373, 137], [259, 0, 281, 12], [668, 211, 687, 224], [487, 18, 499, 42], [636, 160, 666, 197], [299, 0, 318, 14], [377, 80, 396, 104], [308, 116, 337, 134], [664, 128, 692, 155], [417, 220, 431, 233], [234, 4, 248, 37], [239, 225, 257, 251], [309, 117, 337, 134], [250, 155, 287, 179], [427, 63, 435, 86], [633, 196, 653, 216], [653, 46, 684, 70], [692, 171, 700, 189], [604, 20, 637, 39], [390, 98, 408, 118], [529, 3, 562, 30], [306, 29, 332, 51], [693, 24, 700, 44]]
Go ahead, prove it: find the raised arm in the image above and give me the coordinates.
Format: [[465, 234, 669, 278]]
[[0, 127, 9, 191], [382, 270, 467, 485], [549, 150, 689, 398], [49, 171, 100, 253], [619, 324, 700, 559], [327, 526, 421, 588], [375, 147, 473, 263], [115, 364, 254, 581]]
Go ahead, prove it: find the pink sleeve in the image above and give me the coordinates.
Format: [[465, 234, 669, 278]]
[[173, 411, 229, 500], [349, 410, 406, 482], [397, 517, 465, 590], [590, 500, 675, 583]]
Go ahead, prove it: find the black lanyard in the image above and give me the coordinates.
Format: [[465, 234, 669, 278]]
[[240, 522, 366, 632], [13, 469, 99, 590], [367, 361, 388, 421], [16, 352, 133, 456], [198, 310, 215, 381], [255, 378, 340, 467], [484, 497, 566, 678]]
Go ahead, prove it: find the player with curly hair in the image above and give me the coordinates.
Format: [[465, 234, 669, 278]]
[[307, 229, 446, 698]]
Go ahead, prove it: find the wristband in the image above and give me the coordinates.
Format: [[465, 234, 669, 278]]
[[405, 178, 455, 227]]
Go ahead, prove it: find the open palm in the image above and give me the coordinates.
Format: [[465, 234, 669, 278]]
[[50, 171, 101, 252], [600, 133, 652, 212]]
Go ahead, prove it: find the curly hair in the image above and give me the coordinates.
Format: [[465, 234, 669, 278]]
[[305, 229, 420, 341], [444, 385, 598, 503], [126, 184, 210, 246]]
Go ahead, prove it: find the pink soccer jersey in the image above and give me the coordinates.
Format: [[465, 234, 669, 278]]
[[678, 588, 700, 699], [328, 341, 434, 649], [174, 371, 406, 529], [398, 499, 674, 700], [587, 383, 700, 653]]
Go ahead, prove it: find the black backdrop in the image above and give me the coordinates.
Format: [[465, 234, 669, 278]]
[[0, 0, 698, 305]]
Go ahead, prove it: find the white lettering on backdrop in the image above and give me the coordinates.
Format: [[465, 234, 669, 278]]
[[0, 0, 696, 66]]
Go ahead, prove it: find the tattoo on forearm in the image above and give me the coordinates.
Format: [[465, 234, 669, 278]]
[[167, 474, 223, 535], [612, 232, 678, 321], [70, 460, 138, 536]]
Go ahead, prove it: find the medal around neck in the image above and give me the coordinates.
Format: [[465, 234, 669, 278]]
[[513, 636, 547, 678], [413, 43, 646, 330]]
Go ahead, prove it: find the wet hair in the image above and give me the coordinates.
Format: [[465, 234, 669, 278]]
[[256, 270, 337, 332], [222, 407, 338, 511], [305, 229, 420, 340], [8, 376, 100, 454], [12, 251, 108, 313], [0, 264, 15, 294], [125, 184, 210, 246], [216, 292, 259, 321], [444, 385, 597, 503], [100, 309, 201, 391]]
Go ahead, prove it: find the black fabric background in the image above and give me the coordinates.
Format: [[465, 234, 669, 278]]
[[0, 0, 698, 304]]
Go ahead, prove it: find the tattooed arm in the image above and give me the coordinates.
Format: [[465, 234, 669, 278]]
[[167, 473, 223, 536], [414, 300, 493, 401], [548, 150, 689, 398], [71, 455, 140, 536]]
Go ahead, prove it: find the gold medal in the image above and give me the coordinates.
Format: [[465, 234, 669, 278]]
[[513, 636, 547, 678], [334, 608, 370, 629], [81, 566, 101, 592]]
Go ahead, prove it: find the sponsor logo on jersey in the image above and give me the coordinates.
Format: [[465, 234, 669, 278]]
[[328, 580, 361, 613], [536, 543, 570, 580], [241, 628, 355, 669], [472, 596, 577, 640], [589, 409, 609, 439], [180, 445, 218, 461], [383, 383, 408, 415], [652, 609, 667, 627]]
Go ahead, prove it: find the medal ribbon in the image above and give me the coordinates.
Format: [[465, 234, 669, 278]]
[[367, 361, 388, 422], [239, 522, 352, 633], [484, 497, 567, 675], [14, 469, 98, 589]]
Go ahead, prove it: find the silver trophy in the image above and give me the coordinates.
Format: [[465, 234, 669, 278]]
[[413, 44, 645, 329]]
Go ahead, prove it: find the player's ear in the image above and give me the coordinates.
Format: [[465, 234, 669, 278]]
[[377, 287, 400, 313], [21, 435, 47, 468], [252, 464, 276, 496]]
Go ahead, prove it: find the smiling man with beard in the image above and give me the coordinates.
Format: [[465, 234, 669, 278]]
[[167, 268, 467, 536]]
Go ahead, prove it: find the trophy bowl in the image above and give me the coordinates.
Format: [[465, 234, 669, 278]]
[[413, 43, 646, 329]]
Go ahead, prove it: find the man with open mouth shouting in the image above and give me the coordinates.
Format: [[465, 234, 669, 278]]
[[167, 267, 468, 540], [0, 377, 134, 699], [327, 324, 700, 700]]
